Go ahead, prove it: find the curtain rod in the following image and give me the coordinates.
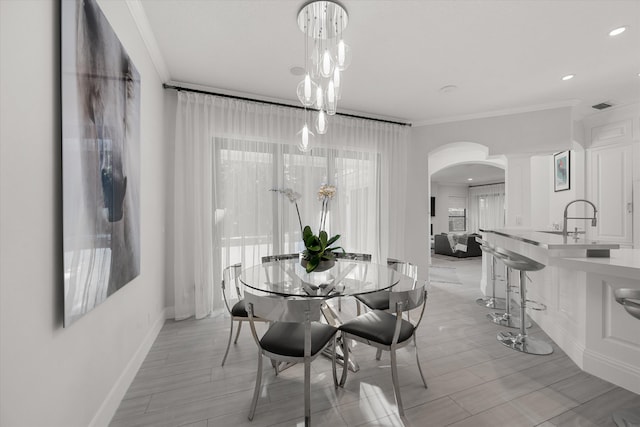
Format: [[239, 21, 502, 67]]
[[469, 182, 505, 188], [163, 83, 412, 127]]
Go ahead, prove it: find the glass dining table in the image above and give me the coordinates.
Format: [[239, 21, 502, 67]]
[[239, 257, 417, 371]]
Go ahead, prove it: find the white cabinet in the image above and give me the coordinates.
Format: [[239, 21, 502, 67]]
[[588, 142, 634, 246]]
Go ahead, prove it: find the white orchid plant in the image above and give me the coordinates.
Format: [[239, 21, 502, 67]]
[[271, 184, 343, 272]]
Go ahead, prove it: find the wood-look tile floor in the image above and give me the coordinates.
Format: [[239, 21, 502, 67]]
[[110, 256, 640, 427]]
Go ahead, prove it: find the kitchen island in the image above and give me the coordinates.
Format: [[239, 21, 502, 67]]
[[480, 229, 640, 394]]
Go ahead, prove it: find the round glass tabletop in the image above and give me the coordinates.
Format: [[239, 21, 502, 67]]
[[239, 258, 414, 298]]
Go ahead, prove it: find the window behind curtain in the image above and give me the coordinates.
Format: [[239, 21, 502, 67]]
[[214, 137, 378, 272], [468, 183, 505, 233]]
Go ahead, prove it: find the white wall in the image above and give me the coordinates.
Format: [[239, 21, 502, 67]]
[[416, 107, 573, 156], [0, 2, 168, 426], [525, 144, 586, 231], [409, 107, 574, 268], [404, 135, 430, 278]]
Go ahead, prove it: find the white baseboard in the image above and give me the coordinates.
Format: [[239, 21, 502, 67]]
[[583, 349, 640, 395], [88, 308, 168, 427], [165, 306, 175, 319]]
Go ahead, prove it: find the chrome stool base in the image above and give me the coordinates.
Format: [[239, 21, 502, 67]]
[[497, 331, 553, 355], [476, 297, 506, 310], [487, 312, 531, 329]]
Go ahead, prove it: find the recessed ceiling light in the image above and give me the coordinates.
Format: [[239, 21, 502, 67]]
[[562, 74, 575, 81], [467, 178, 473, 181], [289, 66, 305, 76], [609, 26, 626, 36]]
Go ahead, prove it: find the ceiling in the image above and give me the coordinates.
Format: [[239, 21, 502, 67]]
[[138, 0, 640, 124], [431, 164, 504, 186]]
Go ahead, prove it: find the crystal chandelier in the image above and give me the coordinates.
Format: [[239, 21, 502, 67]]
[[296, 1, 350, 152]]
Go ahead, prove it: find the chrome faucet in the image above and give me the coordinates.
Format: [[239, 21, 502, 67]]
[[563, 199, 598, 237]]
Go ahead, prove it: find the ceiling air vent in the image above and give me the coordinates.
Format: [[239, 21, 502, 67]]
[[592, 102, 613, 110]]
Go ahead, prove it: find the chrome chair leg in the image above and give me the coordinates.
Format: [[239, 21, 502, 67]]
[[498, 270, 553, 355], [304, 357, 311, 427], [339, 337, 349, 387], [234, 320, 243, 344], [488, 267, 530, 329], [248, 351, 263, 420], [221, 317, 234, 366], [331, 335, 339, 388], [415, 337, 428, 388], [390, 348, 405, 417], [375, 348, 382, 361], [477, 254, 506, 309]]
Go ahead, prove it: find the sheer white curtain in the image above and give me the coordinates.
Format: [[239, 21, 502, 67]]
[[467, 183, 505, 233], [173, 92, 409, 320]]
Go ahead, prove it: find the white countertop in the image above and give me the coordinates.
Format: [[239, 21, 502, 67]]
[[480, 228, 620, 250], [554, 248, 640, 279]]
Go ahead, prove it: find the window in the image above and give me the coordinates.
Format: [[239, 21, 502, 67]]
[[448, 207, 466, 232], [214, 137, 378, 269]]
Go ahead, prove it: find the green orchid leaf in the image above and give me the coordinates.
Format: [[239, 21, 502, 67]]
[[319, 230, 328, 245], [306, 257, 319, 273], [303, 234, 315, 247], [303, 225, 313, 239], [326, 234, 341, 246]]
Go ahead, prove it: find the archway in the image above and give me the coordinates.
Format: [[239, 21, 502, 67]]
[[427, 142, 506, 267]]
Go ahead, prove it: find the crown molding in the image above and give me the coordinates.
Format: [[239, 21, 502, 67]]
[[126, 0, 170, 82], [413, 99, 580, 127]]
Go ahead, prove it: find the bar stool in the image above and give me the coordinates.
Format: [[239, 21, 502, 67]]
[[483, 243, 531, 330], [475, 238, 505, 310], [495, 248, 553, 355]]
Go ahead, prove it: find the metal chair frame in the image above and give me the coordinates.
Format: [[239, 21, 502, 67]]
[[492, 246, 553, 356], [261, 253, 300, 263], [333, 252, 371, 311], [245, 291, 338, 427], [475, 238, 506, 310], [339, 283, 428, 417], [221, 263, 269, 366], [355, 258, 417, 314], [478, 240, 531, 330]]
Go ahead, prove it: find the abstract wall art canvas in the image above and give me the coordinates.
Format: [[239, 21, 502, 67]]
[[61, 0, 140, 326], [554, 150, 570, 192]]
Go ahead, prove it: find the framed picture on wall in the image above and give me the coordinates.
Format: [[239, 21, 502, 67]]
[[554, 150, 570, 192], [61, 0, 141, 326]]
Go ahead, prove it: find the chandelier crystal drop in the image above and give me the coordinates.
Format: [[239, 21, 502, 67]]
[[296, 0, 350, 151], [298, 122, 313, 152], [316, 110, 328, 134]]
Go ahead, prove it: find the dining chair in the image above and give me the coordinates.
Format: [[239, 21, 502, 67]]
[[244, 290, 338, 426], [338, 281, 428, 417], [334, 252, 372, 262], [261, 253, 300, 263], [333, 252, 371, 311], [355, 258, 417, 315], [220, 263, 269, 366]]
